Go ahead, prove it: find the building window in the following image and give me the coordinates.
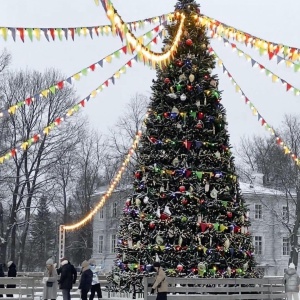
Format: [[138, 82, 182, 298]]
[[254, 204, 262, 219], [254, 236, 263, 255], [98, 236, 104, 254], [99, 209, 104, 219], [283, 237, 290, 256], [112, 202, 117, 217], [111, 234, 116, 253], [282, 206, 288, 219]]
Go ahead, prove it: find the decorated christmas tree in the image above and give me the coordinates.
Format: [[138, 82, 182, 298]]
[[111, 0, 257, 289]]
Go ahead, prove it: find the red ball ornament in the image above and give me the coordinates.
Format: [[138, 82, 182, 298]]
[[198, 112, 204, 120], [160, 213, 169, 220], [149, 222, 156, 229], [179, 186, 186, 192], [177, 264, 184, 272], [186, 39, 193, 46], [163, 112, 169, 118], [164, 78, 171, 84], [204, 74, 210, 80], [175, 245, 181, 251], [187, 85, 193, 91], [176, 60, 184, 67], [181, 198, 188, 205], [227, 211, 233, 218], [135, 171, 142, 179]]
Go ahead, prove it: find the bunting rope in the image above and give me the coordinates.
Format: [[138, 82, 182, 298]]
[[0, 13, 171, 42], [0, 24, 166, 119], [100, 0, 185, 68], [63, 129, 142, 230], [200, 14, 300, 63], [0, 32, 163, 165], [210, 47, 300, 167], [216, 35, 300, 73], [216, 37, 300, 96]]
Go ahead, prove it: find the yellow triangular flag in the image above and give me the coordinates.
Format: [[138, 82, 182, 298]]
[[73, 73, 81, 81], [105, 55, 112, 63], [94, 0, 99, 5], [272, 75, 278, 82], [34, 28, 41, 41], [91, 90, 97, 98], [41, 90, 49, 97]]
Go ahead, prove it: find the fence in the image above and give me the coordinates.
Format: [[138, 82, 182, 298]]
[[144, 277, 287, 300]]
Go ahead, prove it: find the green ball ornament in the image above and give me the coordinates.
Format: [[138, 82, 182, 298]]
[[181, 216, 188, 222]]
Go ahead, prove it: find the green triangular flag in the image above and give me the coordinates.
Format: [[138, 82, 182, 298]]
[[57, 28, 63, 41], [27, 28, 33, 41], [294, 64, 300, 72], [114, 50, 120, 59], [49, 86, 56, 94], [81, 68, 88, 76]]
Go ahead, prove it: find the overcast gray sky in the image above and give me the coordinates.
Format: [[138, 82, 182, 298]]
[[0, 0, 300, 152]]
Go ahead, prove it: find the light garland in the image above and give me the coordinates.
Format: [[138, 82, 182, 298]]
[[199, 14, 300, 63], [0, 31, 164, 165], [63, 130, 142, 231], [210, 47, 300, 167], [217, 37, 300, 96], [101, 0, 185, 68], [0, 13, 171, 42], [1, 24, 166, 119]]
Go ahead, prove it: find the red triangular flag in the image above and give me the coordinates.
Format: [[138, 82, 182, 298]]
[[90, 64, 96, 71], [286, 83, 292, 91], [25, 98, 32, 105], [57, 81, 64, 89], [70, 28, 75, 41], [268, 51, 274, 60], [104, 80, 109, 87], [17, 28, 25, 42], [121, 46, 127, 54], [127, 60, 132, 67], [50, 28, 55, 41], [80, 100, 85, 107]]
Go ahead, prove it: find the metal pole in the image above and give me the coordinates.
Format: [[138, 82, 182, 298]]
[[58, 225, 65, 267]]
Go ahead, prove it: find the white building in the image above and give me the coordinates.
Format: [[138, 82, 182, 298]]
[[92, 178, 294, 275]]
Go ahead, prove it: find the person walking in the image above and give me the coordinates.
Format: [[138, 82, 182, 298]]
[[78, 261, 93, 300], [6, 261, 17, 297], [150, 262, 168, 300], [88, 259, 102, 300], [57, 258, 77, 300], [43, 258, 58, 300], [0, 264, 4, 297], [284, 263, 300, 300]]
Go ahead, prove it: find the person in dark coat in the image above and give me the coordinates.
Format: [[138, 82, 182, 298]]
[[284, 263, 300, 300], [6, 261, 17, 297], [57, 258, 77, 300], [0, 264, 4, 297], [78, 261, 93, 300]]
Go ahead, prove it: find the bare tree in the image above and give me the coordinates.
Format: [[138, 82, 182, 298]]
[[236, 114, 300, 267], [108, 93, 149, 185], [0, 68, 81, 269]]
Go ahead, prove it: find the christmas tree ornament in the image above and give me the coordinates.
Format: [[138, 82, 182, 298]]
[[172, 106, 179, 114], [180, 93, 187, 101], [135, 198, 141, 207], [125, 198, 131, 206], [167, 93, 177, 99], [195, 120, 204, 129], [156, 235, 164, 245], [177, 264, 184, 271], [189, 74, 195, 82], [176, 83, 182, 91], [179, 73, 187, 81], [164, 78, 171, 84], [143, 196, 149, 204], [210, 79, 218, 87], [204, 182, 210, 192], [156, 207, 161, 218], [227, 211, 233, 218], [181, 198, 188, 205], [149, 222, 155, 229], [179, 186, 186, 192], [176, 59, 184, 67], [186, 39, 193, 46], [164, 205, 172, 216], [187, 85, 193, 91]]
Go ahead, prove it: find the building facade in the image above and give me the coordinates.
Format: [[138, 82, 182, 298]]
[[92, 180, 294, 275]]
